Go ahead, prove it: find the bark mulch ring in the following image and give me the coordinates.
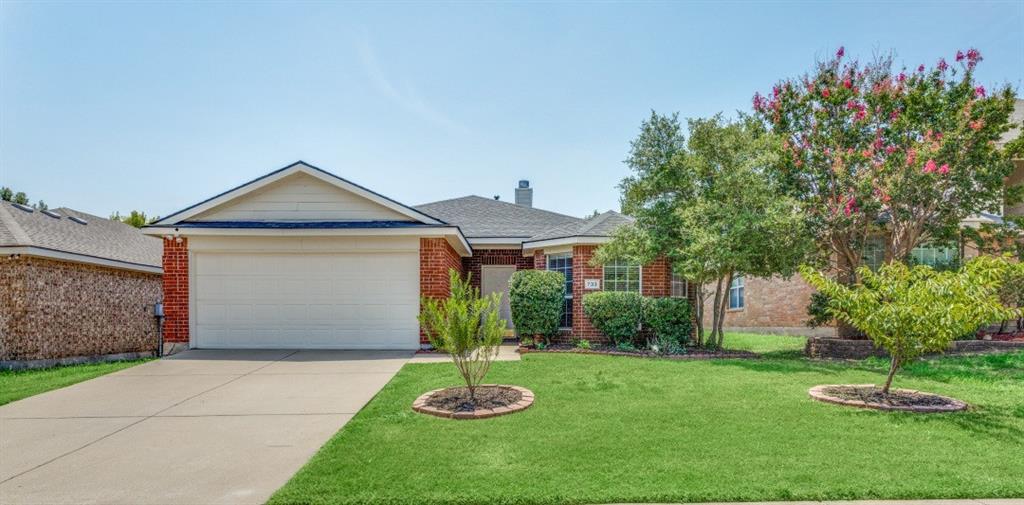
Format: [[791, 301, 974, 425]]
[[520, 344, 759, 360], [412, 385, 534, 420], [808, 384, 968, 413]]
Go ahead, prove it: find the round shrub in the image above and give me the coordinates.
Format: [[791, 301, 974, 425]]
[[642, 297, 692, 346], [582, 291, 642, 345], [509, 270, 565, 342]]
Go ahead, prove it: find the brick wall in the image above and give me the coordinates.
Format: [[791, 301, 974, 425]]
[[0, 256, 162, 364], [419, 238, 464, 344], [162, 237, 190, 344], [571, 245, 605, 342], [700, 274, 837, 337], [641, 256, 671, 297], [462, 248, 533, 289]]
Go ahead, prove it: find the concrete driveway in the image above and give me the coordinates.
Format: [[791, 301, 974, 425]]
[[0, 349, 413, 505]]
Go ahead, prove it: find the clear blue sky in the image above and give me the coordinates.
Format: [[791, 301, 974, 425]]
[[2, 1, 1022, 219]]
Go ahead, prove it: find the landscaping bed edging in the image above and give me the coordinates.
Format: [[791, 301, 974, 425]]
[[519, 345, 759, 360], [808, 384, 968, 413], [805, 336, 1024, 360], [412, 385, 534, 420]]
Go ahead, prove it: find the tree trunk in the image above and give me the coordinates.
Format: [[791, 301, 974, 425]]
[[715, 272, 733, 349], [710, 277, 724, 349], [693, 283, 705, 347], [881, 356, 900, 395]]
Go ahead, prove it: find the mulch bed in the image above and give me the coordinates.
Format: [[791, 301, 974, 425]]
[[520, 344, 759, 360], [808, 384, 968, 413], [425, 386, 521, 412], [412, 385, 534, 420]]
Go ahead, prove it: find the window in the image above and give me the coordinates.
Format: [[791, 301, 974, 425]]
[[910, 243, 959, 269], [603, 259, 641, 292], [547, 253, 573, 328], [728, 276, 745, 309], [671, 272, 688, 298], [862, 237, 885, 271]]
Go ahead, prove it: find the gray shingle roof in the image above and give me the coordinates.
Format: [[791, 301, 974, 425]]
[[0, 201, 162, 269], [414, 196, 583, 238], [526, 211, 634, 242]]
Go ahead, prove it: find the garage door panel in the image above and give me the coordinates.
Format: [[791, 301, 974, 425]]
[[194, 251, 419, 349]]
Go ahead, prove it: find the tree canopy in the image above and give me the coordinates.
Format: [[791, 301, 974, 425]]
[[598, 112, 810, 347], [754, 47, 1019, 281]]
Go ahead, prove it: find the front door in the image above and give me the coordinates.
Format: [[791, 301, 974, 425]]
[[481, 266, 516, 331]]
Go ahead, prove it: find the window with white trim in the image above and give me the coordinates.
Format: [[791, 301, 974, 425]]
[[546, 253, 573, 328], [728, 276, 745, 309], [603, 259, 641, 292], [671, 272, 688, 298]]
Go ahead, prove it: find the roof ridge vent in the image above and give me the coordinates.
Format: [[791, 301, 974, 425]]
[[11, 203, 34, 213], [68, 216, 88, 225], [41, 209, 62, 219]]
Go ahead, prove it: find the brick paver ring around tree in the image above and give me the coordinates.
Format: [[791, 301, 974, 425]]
[[412, 385, 534, 419]]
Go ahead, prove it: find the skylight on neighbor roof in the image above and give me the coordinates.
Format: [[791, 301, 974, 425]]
[[41, 209, 61, 219], [11, 203, 34, 213], [68, 216, 88, 225]]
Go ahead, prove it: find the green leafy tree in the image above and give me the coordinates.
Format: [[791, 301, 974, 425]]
[[110, 210, 158, 228], [755, 47, 1019, 281], [508, 270, 564, 344], [418, 270, 505, 399], [598, 112, 810, 348], [0, 187, 12, 201], [801, 256, 1020, 394], [12, 192, 29, 205], [33, 200, 48, 211]]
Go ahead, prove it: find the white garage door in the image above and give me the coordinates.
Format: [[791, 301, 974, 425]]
[[193, 252, 419, 349]]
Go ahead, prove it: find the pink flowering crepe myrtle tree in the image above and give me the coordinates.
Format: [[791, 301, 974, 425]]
[[753, 47, 1018, 282]]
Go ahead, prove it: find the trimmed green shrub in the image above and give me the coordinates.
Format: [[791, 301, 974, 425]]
[[582, 291, 642, 345], [509, 270, 565, 343], [642, 297, 692, 348]]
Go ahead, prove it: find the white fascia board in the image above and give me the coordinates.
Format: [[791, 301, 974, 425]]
[[0, 246, 162, 274], [143, 225, 473, 256], [521, 236, 611, 253], [467, 237, 528, 248], [152, 162, 442, 226]]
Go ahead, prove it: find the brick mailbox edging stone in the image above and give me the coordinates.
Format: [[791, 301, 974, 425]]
[[808, 384, 968, 413], [412, 385, 534, 420]]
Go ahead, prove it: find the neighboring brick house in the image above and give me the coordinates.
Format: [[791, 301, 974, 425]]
[[705, 99, 1024, 337], [144, 162, 689, 350], [0, 202, 163, 368]]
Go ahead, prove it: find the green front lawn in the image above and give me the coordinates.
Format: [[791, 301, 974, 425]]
[[0, 359, 149, 406], [271, 333, 1024, 505]]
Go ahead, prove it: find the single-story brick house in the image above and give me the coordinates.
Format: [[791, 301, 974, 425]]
[[144, 161, 690, 350], [0, 202, 163, 368]]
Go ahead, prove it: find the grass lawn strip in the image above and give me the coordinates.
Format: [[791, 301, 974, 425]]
[[270, 333, 1024, 505], [0, 359, 150, 406]]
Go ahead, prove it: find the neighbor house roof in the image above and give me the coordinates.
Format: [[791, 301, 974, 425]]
[[414, 195, 583, 240], [0, 201, 162, 273]]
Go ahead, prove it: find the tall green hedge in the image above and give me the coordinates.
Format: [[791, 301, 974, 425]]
[[582, 291, 643, 345], [642, 297, 692, 346], [509, 270, 565, 342]]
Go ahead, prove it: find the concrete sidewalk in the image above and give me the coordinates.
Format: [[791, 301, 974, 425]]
[[408, 343, 522, 363], [0, 349, 412, 505]]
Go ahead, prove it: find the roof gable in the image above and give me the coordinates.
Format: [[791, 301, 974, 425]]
[[153, 161, 443, 226]]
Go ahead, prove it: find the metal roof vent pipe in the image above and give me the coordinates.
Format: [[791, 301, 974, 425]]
[[515, 180, 532, 207]]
